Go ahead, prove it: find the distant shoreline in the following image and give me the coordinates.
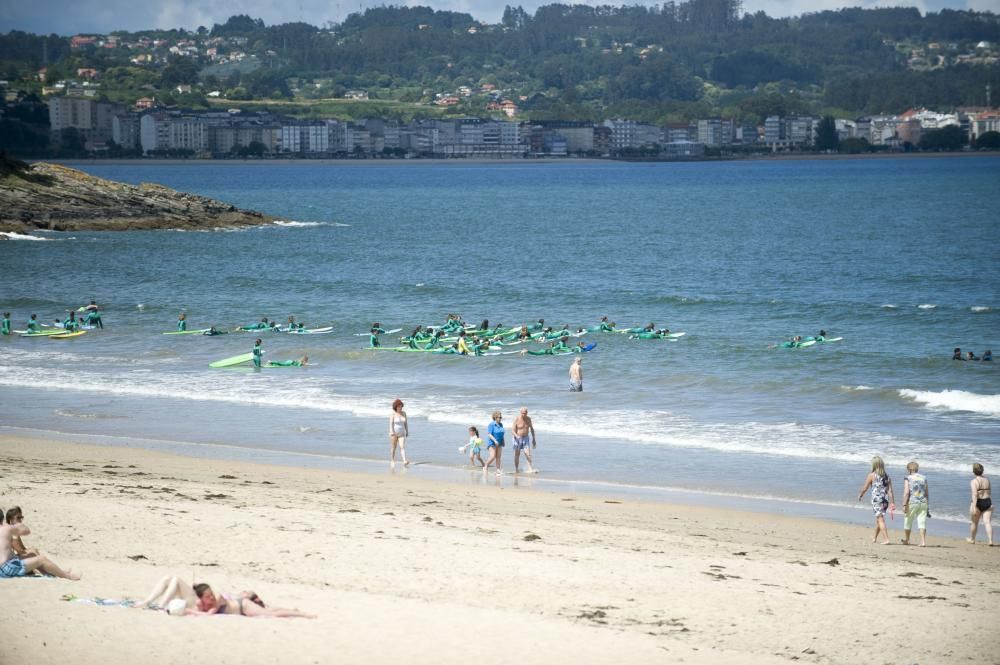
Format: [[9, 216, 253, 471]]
[[44, 150, 999, 167]]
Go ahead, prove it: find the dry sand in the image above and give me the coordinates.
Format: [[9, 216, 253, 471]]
[[0, 435, 997, 665]]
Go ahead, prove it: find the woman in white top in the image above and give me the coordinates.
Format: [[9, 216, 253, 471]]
[[389, 398, 410, 467]]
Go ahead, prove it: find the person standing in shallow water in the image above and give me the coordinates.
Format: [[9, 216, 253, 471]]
[[484, 410, 505, 476], [968, 463, 993, 545], [389, 398, 410, 467], [569, 357, 583, 392], [858, 456, 894, 545]]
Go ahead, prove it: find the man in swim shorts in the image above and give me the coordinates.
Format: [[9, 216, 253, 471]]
[[512, 407, 537, 474], [0, 516, 81, 580], [569, 357, 583, 392]]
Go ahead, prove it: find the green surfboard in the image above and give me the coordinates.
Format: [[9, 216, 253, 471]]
[[209, 352, 255, 368]]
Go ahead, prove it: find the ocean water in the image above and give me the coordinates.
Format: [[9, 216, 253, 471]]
[[2, 157, 998, 535]]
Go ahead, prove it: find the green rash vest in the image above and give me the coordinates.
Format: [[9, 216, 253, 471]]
[[63, 317, 79, 332], [632, 331, 664, 339], [1, 317, 10, 335], [267, 360, 302, 367], [177, 319, 187, 332], [27, 318, 40, 332], [252, 343, 263, 367], [599, 323, 615, 332], [369, 333, 380, 348]]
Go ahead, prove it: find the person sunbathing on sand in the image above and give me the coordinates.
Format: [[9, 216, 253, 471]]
[[139, 576, 316, 618], [0, 516, 81, 580]]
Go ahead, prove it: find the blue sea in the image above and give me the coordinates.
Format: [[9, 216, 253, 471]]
[[2, 156, 998, 535]]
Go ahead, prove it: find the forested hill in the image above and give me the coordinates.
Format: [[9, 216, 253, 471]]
[[3, 2, 999, 122]]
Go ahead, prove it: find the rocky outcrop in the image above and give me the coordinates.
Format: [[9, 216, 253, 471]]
[[0, 157, 276, 233]]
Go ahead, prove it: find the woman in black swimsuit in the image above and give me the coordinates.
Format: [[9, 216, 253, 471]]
[[968, 463, 993, 546]]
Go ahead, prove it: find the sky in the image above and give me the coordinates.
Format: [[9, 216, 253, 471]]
[[1, 0, 997, 36]]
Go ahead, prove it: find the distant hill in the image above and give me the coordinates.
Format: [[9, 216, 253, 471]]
[[1, 2, 998, 123]]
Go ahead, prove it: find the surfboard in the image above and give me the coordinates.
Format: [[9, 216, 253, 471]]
[[50, 331, 87, 339], [209, 352, 255, 368], [18, 329, 64, 336], [163, 329, 211, 335], [284, 326, 334, 335]]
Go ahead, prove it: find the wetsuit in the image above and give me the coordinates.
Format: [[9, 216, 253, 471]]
[[177, 318, 187, 332], [266, 359, 302, 367], [457, 336, 471, 355], [83, 311, 103, 328], [369, 333, 381, 348], [1, 316, 10, 336], [26, 318, 40, 332], [252, 342, 263, 368], [240, 322, 269, 331], [63, 316, 79, 332]]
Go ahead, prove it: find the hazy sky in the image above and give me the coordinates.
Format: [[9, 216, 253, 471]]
[[2, 0, 997, 36]]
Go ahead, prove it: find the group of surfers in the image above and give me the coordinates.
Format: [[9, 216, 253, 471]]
[[367, 315, 675, 355], [176, 314, 313, 335], [3, 302, 104, 336]]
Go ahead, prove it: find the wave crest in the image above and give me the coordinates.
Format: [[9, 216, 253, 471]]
[[899, 389, 1000, 417]]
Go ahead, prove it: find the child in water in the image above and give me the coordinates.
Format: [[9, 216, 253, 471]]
[[459, 426, 485, 468]]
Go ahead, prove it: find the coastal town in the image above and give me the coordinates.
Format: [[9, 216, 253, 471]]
[[2, 17, 998, 159], [24, 94, 1000, 158]]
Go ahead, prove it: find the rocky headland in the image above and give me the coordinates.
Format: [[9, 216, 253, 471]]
[[0, 154, 275, 233]]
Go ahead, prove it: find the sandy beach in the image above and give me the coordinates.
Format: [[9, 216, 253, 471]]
[[0, 434, 997, 664]]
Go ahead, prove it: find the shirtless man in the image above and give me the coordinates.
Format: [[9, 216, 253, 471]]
[[512, 407, 537, 474], [569, 357, 583, 392], [0, 515, 81, 580], [5, 507, 39, 558]]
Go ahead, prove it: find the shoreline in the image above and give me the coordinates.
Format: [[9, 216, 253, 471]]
[[0, 434, 997, 664], [1, 424, 975, 539], [40, 150, 1000, 167]]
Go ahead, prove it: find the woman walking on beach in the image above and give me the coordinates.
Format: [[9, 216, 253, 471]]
[[484, 410, 505, 476], [858, 456, 894, 545], [389, 398, 410, 467], [901, 461, 929, 547], [968, 463, 993, 545]]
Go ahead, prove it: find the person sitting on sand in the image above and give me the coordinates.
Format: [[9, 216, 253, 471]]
[[5, 507, 39, 558], [138, 576, 315, 617], [857, 456, 894, 545], [266, 356, 308, 367], [901, 462, 930, 547], [968, 463, 993, 546], [0, 515, 81, 580]]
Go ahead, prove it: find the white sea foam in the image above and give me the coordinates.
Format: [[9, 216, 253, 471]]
[[1, 363, 995, 474], [331, 222, 351, 227], [971, 306, 991, 313], [917, 304, 936, 309], [1, 232, 55, 241], [880, 304, 897, 309], [899, 389, 1000, 418], [272, 220, 326, 228]]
